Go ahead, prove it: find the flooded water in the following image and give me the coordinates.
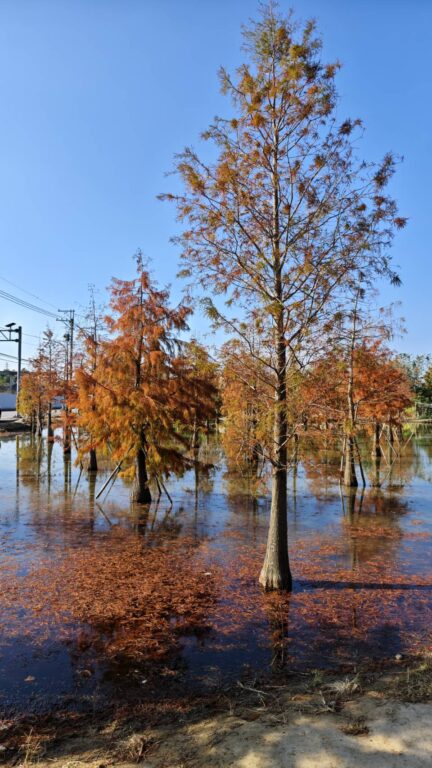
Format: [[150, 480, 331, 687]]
[[1, 430, 432, 715]]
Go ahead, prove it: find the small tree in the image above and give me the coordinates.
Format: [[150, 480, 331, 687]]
[[301, 312, 413, 484], [183, 338, 220, 463], [74, 287, 106, 472], [18, 332, 61, 436], [82, 255, 213, 503], [220, 334, 273, 473], [17, 371, 42, 433], [39, 329, 61, 440]]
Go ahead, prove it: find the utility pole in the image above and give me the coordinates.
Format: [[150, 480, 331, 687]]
[[57, 309, 75, 378], [57, 309, 75, 455], [17, 325, 22, 403]]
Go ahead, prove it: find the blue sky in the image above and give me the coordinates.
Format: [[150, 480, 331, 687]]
[[0, 0, 430, 364]]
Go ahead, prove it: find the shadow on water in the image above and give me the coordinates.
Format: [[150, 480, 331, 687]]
[[1, 431, 432, 714]]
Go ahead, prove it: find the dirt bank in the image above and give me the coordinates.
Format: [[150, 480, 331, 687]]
[[4, 663, 432, 767], [13, 697, 432, 768]]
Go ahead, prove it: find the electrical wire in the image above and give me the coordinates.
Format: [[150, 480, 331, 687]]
[[0, 350, 30, 362], [0, 275, 59, 310], [0, 288, 58, 319]]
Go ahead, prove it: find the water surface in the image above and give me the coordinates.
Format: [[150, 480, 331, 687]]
[[1, 431, 432, 715]]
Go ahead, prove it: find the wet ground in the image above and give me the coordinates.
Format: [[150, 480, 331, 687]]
[[1, 431, 432, 716]]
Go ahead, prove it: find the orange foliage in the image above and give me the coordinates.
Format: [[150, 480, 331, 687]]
[[74, 255, 217, 498], [220, 337, 273, 471], [302, 341, 413, 430]]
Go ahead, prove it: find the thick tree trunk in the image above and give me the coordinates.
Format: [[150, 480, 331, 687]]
[[88, 447, 98, 472], [343, 436, 358, 487], [259, 119, 292, 592], [259, 314, 292, 591], [260, 464, 292, 590], [133, 446, 151, 504]]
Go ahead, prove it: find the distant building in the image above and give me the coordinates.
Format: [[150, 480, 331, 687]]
[[0, 393, 17, 411], [0, 368, 17, 393]]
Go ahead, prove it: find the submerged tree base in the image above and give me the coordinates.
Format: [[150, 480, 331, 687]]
[[132, 486, 152, 504], [259, 564, 293, 592]]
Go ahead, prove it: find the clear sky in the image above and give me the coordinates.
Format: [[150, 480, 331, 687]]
[[0, 0, 430, 365]]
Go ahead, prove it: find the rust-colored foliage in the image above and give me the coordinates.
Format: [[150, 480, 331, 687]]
[[0, 531, 217, 662], [220, 336, 273, 472], [302, 341, 413, 431], [18, 330, 63, 434], [1, 507, 431, 671], [162, 4, 406, 589], [73, 254, 217, 497]]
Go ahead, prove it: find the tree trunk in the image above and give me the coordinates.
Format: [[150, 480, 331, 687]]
[[259, 117, 292, 592], [47, 441, 53, 492], [343, 436, 358, 487], [63, 426, 71, 455], [371, 454, 381, 487], [47, 403, 54, 441], [342, 290, 359, 489], [88, 447, 98, 472], [259, 314, 292, 591], [372, 421, 381, 458], [133, 446, 151, 504], [260, 463, 292, 590], [345, 488, 357, 522], [37, 406, 43, 436]]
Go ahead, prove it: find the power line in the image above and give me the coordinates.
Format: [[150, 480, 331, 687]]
[[0, 288, 58, 319], [0, 275, 58, 310], [0, 353, 29, 364], [0, 350, 28, 361]]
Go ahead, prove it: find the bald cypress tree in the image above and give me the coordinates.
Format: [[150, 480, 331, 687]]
[[162, 5, 405, 589]]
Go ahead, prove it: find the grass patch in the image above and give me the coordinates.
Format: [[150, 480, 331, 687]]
[[340, 718, 369, 736], [392, 660, 432, 702]]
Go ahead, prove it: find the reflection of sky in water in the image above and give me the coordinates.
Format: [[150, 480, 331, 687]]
[[0, 432, 432, 713]]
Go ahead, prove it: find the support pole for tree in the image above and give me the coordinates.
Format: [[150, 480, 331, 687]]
[[96, 462, 123, 499], [354, 436, 366, 488]]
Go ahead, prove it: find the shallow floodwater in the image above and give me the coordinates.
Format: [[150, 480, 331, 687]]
[[1, 431, 432, 715]]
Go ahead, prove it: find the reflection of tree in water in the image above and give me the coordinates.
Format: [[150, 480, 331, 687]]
[[16, 434, 43, 484], [410, 439, 432, 483], [300, 434, 422, 494], [341, 487, 410, 571], [301, 438, 342, 495], [0, 527, 218, 689], [223, 465, 269, 499], [262, 594, 290, 669], [194, 461, 216, 497], [129, 502, 184, 543], [6, 430, 432, 700], [222, 475, 268, 545], [14, 436, 105, 551]]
